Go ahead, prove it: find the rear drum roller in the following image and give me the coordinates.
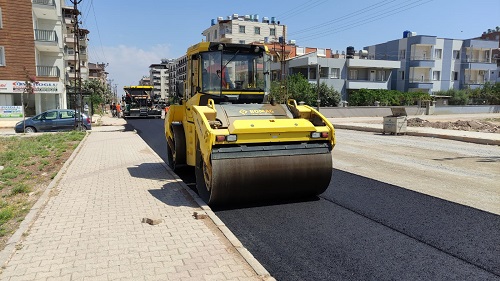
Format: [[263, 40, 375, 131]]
[[166, 124, 186, 172]]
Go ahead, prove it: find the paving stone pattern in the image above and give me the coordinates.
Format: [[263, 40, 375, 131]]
[[0, 132, 260, 281]]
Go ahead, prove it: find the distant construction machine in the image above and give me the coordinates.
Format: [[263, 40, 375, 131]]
[[123, 85, 163, 118]]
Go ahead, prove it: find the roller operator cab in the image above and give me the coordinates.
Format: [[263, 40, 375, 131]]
[[165, 42, 336, 207]]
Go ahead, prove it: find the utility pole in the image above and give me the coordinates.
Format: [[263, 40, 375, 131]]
[[279, 22, 287, 103], [70, 0, 83, 130]]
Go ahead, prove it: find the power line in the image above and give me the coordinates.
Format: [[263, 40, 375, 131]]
[[295, 0, 433, 43], [289, 0, 398, 36], [90, 0, 108, 63], [277, 0, 325, 18], [280, 0, 329, 21]]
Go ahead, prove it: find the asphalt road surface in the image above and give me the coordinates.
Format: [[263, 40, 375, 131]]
[[127, 118, 500, 281]]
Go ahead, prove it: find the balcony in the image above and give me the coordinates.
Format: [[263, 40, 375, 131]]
[[36, 65, 60, 77], [34, 29, 60, 52], [65, 35, 76, 44], [346, 80, 390, 90], [32, 0, 57, 20], [409, 78, 433, 89]]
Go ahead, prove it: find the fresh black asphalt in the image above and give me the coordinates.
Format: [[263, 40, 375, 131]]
[[128, 118, 500, 281]]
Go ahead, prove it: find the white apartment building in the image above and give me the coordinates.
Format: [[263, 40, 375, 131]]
[[364, 32, 498, 94], [274, 50, 401, 101], [32, 0, 66, 113], [150, 59, 175, 100], [202, 14, 286, 44]]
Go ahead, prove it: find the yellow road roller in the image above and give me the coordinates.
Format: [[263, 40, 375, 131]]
[[165, 42, 335, 206]]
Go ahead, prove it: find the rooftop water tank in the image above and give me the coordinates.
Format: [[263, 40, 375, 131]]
[[254, 14, 259, 22], [359, 49, 368, 58], [211, 19, 216, 26], [217, 17, 223, 21], [403, 30, 411, 38], [271, 17, 276, 24], [262, 17, 269, 23], [232, 14, 238, 19], [346, 46, 355, 58]]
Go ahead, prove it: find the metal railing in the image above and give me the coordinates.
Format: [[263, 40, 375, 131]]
[[465, 58, 491, 63], [410, 56, 434, 61], [409, 78, 432, 83], [34, 29, 58, 43], [464, 79, 486, 84], [32, 0, 55, 6], [36, 66, 60, 77]]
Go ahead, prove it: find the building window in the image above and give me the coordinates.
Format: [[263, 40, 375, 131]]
[[433, 71, 440, 81], [320, 67, 329, 78], [254, 27, 260, 35], [349, 69, 358, 80], [453, 50, 460, 59], [452, 71, 458, 81], [239, 25, 245, 33], [270, 28, 275, 36], [434, 49, 442, 59], [0, 7, 3, 29], [330, 68, 340, 79], [0, 46, 5, 66], [239, 40, 245, 44], [400, 70, 405, 80], [214, 30, 217, 39], [399, 49, 406, 60]]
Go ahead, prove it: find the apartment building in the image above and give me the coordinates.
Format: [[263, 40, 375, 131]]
[[62, 6, 89, 82], [0, 0, 66, 116], [273, 46, 401, 101], [139, 76, 151, 86], [364, 32, 498, 94], [479, 28, 500, 82], [88, 63, 108, 84], [202, 14, 286, 44], [149, 59, 175, 100]]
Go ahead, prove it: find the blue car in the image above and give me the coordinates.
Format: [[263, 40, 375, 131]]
[[15, 109, 91, 133]]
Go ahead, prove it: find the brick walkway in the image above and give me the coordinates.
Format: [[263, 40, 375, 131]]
[[0, 131, 263, 280]]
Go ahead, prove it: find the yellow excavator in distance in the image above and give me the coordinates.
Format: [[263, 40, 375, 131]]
[[164, 42, 336, 207]]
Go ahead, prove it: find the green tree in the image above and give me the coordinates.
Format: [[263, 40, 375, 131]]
[[318, 82, 340, 107], [82, 79, 109, 114], [286, 73, 316, 105]]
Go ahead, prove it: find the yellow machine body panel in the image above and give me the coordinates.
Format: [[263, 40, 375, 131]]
[[165, 42, 335, 207]]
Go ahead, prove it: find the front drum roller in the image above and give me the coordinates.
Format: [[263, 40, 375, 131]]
[[196, 143, 333, 207]]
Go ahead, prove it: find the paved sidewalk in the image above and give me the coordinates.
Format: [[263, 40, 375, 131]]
[[0, 126, 270, 280], [329, 113, 500, 146]]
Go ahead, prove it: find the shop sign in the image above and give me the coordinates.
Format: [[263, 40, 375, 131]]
[[0, 80, 61, 94], [0, 106, 23, 118]]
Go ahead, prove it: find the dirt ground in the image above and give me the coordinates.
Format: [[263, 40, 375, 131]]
[[407, 117, 500, 133]]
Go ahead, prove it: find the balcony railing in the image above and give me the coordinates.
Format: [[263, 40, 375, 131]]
[[465, 58, 491, 63], [410, 56, 434, 61], [36, 66, 60, 77], [34, 29, 58, 43], [464, 79, 486, 84], [32, 0, 55, 6], [409, 78, 432, 83]]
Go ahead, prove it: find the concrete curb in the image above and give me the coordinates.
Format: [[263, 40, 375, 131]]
[[333, 124, 500, 146], [142, 142, 276, 281], [0, 131, 90, 268]]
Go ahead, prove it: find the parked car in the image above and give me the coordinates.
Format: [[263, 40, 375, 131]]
[[14, 109, 91, 133]]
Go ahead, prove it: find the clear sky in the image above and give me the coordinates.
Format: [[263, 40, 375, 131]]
[[68, 0, 500, 96]]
